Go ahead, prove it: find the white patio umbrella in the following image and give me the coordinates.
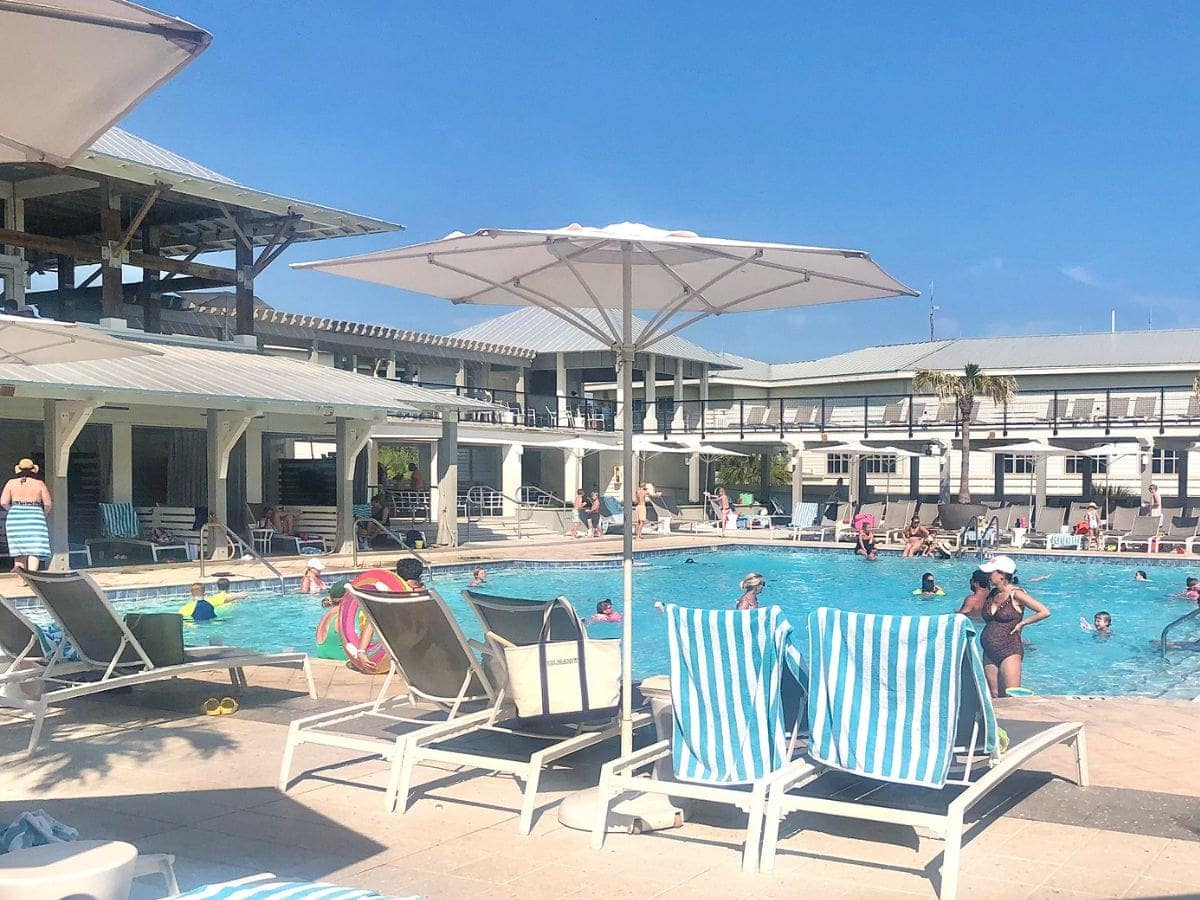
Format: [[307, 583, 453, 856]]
[[0, 314, 161, 364], [293, 221, 917, 753], [1079, 442, 1141, 518], [1, 0, 211, 165], [989, 440, 1072, 526]]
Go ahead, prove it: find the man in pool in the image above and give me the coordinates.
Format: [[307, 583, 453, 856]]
[[395, 556, 425, 587], [957, 570, 990, 622], [180, 582, 217, 622]]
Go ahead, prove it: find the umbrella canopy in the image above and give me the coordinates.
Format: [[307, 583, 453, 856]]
[[1079, 442, 1140, 457], [529, 435, 615, 452], [678, 441, 747, 457], [988, 440, 1071, 455], [294, 220, 917, 754], [0, 315, 162, 365], [0, 0, 210, 165]]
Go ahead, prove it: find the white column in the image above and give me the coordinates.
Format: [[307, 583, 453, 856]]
[[556, 352, 569, 424], [454, 363, 466, 388], [699, 364, 709, 402], [563, 448, 582, 501], [1140, 438, 1154, 509], [502, 442, 523, 516], [937, 440, 952, 504], [436, 416, 459, 546], [334, 417, 373, 553], [643, 353, 657, 432], [110, 422, 133, 503], [385, 354, 397, 379], [1034, 455, 1048, 512], [45, 399, 97, 571], [366, 438, 380, 494], [207, 410, 253, 532], [673, 362, 684, 402], [244, 427, 263, 504], [791, 445, 805, 512]]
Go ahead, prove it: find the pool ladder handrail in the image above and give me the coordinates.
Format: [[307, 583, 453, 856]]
[[198, 521, 286, 593], [352, 515, 433, 576], [956, 515, 1000, 559], [1159, 606, 1200, 659]]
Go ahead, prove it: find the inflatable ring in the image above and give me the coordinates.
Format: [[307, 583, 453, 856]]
[[350, 568, 410, 592], [1004, 686, 1035, 697], [338, 595, 388, 674]]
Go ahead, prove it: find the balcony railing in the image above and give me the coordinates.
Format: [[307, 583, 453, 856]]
[[401, 380, 618, 432]]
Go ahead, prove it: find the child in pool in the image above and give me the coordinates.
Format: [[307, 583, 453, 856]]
[[1176, 577, 1200, 601], [1080, 611, 1112, 636], [590, 599, 623, 623], [1134, 570, 1150, 582], [180, 582, 217, 622], [468, 567, 487, 587], [321, 580, 348, 608], [207, 577, 247, 607], [916, 572, 944, 597], [299, 558, 327, 594]]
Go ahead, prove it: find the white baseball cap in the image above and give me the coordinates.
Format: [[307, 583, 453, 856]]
[[305, 558, 326, 571], [979, 555, 1016, 575]]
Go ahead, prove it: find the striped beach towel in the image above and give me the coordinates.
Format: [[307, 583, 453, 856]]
[[177, 876, 404, 898], [665, 604, 807, 785], [5, 502, 51, 559], [807, 607, 996, 788], [98, 501, 140, 539]]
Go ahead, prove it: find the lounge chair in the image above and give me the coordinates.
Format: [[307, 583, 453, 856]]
[[0, 595, 92, 684], [389, 588, 650, 834], [1104, 396, 1131, 420], [1156, 516, 1199, 553], [1117, 515, 1162, 552], [1039, 398, 1069, 421], [931, 400, 957, 423], [278, 585, 499, 805], [1064, 397, 1096, 421], [759, 608, 1088, 900], [796, 501, 842, 541], [655, 491, 711, 533], [790, 402, 818, 427], [772, 501, 819, 540], [1127, 395, 1156, 421], [591, 604, 813, 871], [882, 400, 906, 425], [879, 500, 916, 543], [1022, 506, 1067, 548], [916, 502, 939, 528], [1188, 395, 1200, 420], [6, 572, 314, 754], [85, 501, 189, 564]]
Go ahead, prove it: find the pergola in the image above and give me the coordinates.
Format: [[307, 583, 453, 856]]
[[0, 127, 400, 335]]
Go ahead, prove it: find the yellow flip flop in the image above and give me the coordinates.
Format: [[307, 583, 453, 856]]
[[218, 697, 239, 715], [201, 697, 221, 716]]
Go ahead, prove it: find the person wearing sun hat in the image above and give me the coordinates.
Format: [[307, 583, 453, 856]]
[[299, 557, 327, 594], [1072, 501, 1102, 549], [977, 555, 1051, 699], [1, 457, 52, 571]]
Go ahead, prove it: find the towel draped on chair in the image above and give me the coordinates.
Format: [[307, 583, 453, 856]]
[[807, 607, 996, 788]]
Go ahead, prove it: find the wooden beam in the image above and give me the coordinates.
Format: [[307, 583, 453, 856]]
[[252, 230, 297, 277], [235, 221, 254, 337], [216, 202, 254, 251], [100, 182, 122, 319], [12, 174, 99, 200], [56, 254, 75, 322], [126, 250, 235, 283], [77, 266, 101, 290], [161, 247, 202, 281], [112, 182, 168, 257], [140, 225, 162, 334]]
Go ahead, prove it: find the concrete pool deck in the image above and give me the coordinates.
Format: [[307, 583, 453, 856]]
[[2, 533, 1199, 897], [0, 660, 1198, 899]]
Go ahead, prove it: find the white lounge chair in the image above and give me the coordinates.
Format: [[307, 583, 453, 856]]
[[759, 608, 1088, 900], [771, 501, 819, 540], [591, 604, 813, 871], [1117, 515, 1162, 552], [5, 571, 315, 754]]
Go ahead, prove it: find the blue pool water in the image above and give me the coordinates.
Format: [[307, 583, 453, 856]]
[[114, 548, 1200, 699]]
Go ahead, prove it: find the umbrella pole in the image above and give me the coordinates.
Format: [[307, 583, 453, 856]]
[[620, 250, 635, 756]]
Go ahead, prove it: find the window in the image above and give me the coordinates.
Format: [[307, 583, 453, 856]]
[[1066, 455, 1107, 475], [1152, 449, 1179, 475], [826, 453, 850, 474], [1000, 454, 1034, 474], [863, 454, 897, 474]]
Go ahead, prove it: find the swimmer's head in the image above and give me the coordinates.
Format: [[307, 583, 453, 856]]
[[921, 572, 936, 591], [216, 577, 231, 592], [328, 581, 347, 601], [684, 557, 695, 564], [596, 600, 613, 615], [1187, 577, 1199, 589], [740, 572, 766, 593], [1135, 570, 1148, 581], [473, 567, 486, 580], [970, 569, 990, 591], [190, 582, 204, 598], [395, 556, 424, 584], [1094, 611, 1112, 630]]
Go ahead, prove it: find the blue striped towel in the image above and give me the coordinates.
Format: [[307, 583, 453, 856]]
[[807, 607, 997, 788], [790, 502, 819, 528], [98, 502, 140, 539], [177, 876, 407, 898], [666, 604, 807, 785]]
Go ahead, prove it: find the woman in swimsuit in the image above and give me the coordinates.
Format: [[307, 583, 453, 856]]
[[977, 555, 1050, 698]]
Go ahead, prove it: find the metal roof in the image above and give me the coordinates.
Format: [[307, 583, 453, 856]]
[[449, 308, 734, 367], [4, 127, 403, 260], [0, 327, 488, 417], [717, 329, 1200, 383]]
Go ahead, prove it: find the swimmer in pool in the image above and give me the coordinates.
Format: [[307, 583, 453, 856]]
[[468, 567, 487, 587], [736, 573, 766, 610], [917, 572, 944, 597], [321, 580, 348, 608], [1134, 570, 1150, 582], [684, 557, 696, 564], [590, 599, 623, 623], [1175, 577, 1200, 601], [180, 582, 217, 622], [1079, 611, 1112, 636]]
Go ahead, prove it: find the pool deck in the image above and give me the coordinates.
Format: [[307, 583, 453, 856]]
[[2, 533, 1199, 898]]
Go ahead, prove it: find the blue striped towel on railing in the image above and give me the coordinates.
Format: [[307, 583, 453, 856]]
[[807, 607, 996, 788], [97, 502, 140, 539], [666, 604, 807, 785]]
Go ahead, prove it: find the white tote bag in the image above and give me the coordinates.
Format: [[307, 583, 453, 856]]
[[488, 597, 621, 721]]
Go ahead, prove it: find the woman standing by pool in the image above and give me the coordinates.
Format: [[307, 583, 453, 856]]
[[0, 458, 52, 571], [977, 555, 1050, 698]]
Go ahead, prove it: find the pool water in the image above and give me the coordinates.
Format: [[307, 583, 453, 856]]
[[119, 548, 1200, 699]]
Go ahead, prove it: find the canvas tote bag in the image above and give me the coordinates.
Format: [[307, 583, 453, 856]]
[[488, 597, 621, 721]]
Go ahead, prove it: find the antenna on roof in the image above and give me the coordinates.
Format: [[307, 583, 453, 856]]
[[928, 280, 939, 342], [1110, 309, 1116, 333]]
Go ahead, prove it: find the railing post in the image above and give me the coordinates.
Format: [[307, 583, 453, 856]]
[[1052, 389, 1059, 436], [907, 393, 914, 438], [863, 395, 870, 438], [1105, 389, 1111, 436], [739, 399, 745, 440], [779, 397, 785, 440], [1159, 386, 1166, 435], [701, 398, 707, 440], [1002, 401, 1008, 437], [820, 398, 827, 431]]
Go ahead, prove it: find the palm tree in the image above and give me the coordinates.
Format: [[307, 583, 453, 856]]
[[911, 364, 1018, 502]]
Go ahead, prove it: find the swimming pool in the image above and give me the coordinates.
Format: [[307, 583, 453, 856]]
[[110, 547, 1200, 699]]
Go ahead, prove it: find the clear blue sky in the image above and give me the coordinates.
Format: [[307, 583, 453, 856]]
[[120, 2, 1200, 362]]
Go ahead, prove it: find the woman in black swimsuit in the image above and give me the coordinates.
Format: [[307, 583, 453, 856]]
[[978, 555, 1050, 698]]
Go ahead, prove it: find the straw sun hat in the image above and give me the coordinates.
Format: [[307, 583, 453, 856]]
[[14, 458, 38, 474]]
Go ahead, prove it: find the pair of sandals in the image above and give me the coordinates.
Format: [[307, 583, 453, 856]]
[[201, 697, 239, 716]]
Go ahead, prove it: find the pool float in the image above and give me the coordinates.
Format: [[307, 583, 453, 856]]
[[336, 569, 415, 674], [1004, 686, 1036, 697], [911, 588, 945, 597]]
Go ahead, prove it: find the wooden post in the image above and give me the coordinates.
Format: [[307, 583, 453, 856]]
[[100, 182, 123, 322], [56, 255, 75, 322], [140, 225, 162, 333], [235, 225, 254, 340], [206, 410, 253, 533], [45, 399, 98, 571], [335, 417, 375, 554]]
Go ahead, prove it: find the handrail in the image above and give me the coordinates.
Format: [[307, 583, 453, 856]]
[[464, 484, 534, 538], [351, 516, 432, 575], [1159, 607, 1200, 659], [198, 521, 285, 593], [518, 485, 569, 508]]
